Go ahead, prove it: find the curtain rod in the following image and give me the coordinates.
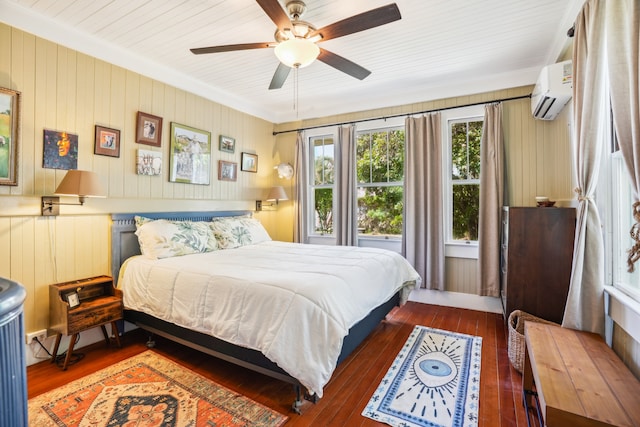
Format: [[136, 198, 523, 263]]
[[272, 93, 532, 136]]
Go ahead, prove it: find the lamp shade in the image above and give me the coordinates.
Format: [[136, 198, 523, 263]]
[[266, 186, 288, 202], [54, 170, 106, 202], [274, 38, 320, 68]]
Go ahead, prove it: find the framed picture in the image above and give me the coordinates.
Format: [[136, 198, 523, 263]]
[[219, 135, 235, 153], [43, 129, 78, 170], [94, 125, 120, 157], [136, 149, 162, 176], [218, 160, 237, 181], [65, 292, 80, 308], [136, 111, 163, 147], [241, 152, 258, 172], [0, 87, 19, 185], [169, 122, 211, 185]]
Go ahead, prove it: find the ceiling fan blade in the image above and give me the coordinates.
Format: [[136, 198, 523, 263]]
[[269, 62, 291, 90], [311, 3, 401, 42], [318, 48, 371, 80], [190, 43, 272, 55], [256, 0, 291, 29]]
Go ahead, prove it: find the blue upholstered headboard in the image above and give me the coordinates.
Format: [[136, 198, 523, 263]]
[[110, 211, 251, 285]]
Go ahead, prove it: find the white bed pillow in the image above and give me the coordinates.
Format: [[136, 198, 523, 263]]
[[209, 216, 271, 249], [135, 217, 215, 259]]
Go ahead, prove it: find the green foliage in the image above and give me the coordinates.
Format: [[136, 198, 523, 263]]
[[450, 120, 482, 241], [356, 129, 404, 236], [315, 188, 333, 234]]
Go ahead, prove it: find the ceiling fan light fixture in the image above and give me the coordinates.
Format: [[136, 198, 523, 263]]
[[274, 38, 319, 68]]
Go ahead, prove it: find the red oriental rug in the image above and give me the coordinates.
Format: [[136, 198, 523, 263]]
[[28, 350, 288, 426]]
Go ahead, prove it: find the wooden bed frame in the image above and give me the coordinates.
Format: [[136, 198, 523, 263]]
[[111, 211, 400, 412]]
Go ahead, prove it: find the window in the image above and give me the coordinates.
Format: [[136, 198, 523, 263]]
[[608, 150, 640, 301], [310, 134, 335, 235], [448, 116, 483, 243], [356, 126, 405, 237]]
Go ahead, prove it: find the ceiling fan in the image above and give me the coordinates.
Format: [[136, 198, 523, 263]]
[[190, 0, 402, 90]]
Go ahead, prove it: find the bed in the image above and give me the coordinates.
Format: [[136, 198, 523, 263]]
[[111, 211, 420, 412]]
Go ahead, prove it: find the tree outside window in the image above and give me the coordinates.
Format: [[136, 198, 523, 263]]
[[311, 136, 334, 234], [356, 128, 404, 237], [450, 119, 482, 242]]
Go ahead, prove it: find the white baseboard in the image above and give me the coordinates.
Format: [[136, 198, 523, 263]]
[[409, 289, 503, 314]]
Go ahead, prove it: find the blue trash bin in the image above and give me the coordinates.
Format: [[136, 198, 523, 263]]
[[0, 277, 28, 427]]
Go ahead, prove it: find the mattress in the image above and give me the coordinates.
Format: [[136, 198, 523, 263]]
[[118, 240, 420, 397]]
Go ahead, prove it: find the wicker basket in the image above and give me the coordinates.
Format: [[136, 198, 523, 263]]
[[507, 310, 558, 373]]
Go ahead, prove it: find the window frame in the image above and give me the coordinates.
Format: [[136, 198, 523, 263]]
[[306, 127, 338, 239], [441, 105, 484, 259], [355, 118, 405, 241]]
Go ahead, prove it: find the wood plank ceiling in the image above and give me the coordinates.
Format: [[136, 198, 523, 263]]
[[1, 0, 585, 123]]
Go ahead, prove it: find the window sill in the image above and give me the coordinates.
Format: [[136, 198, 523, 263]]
[[605, 285, 640, 345], [445, 242, 478, 259]]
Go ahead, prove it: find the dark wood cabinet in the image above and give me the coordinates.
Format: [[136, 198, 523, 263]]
[[500, 207, 576, 324]]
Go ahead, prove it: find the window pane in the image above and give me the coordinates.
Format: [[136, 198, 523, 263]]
[[313, 137, 334, 185], [468, 121, 482, 179], [356, 133, 371, 183], [451, 122, 468, 180], [388, 129, 405, 181], [611, 154, 640, 298], [371, 131, 389, 181], [358, 185, 403, 236], [452, 184, 479, 241], [314, 188, 333, 234]]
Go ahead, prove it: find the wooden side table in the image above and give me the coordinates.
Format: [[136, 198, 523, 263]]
[[48, 275, 123, 370]]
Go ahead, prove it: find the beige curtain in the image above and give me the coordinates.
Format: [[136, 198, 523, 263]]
[[335, 125, 358, 246], [478, 103, 504, 297], [402, 113, 443, 289], [293, 131, 308, 243], [605, 0, 640, 271], [563, 0, 607, 335]]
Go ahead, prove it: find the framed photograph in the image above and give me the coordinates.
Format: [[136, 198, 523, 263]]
[[66, 292, 80, 308], [94, 125, 120, 157], [136, 149, 162, 176], [0, 87, 19, 185], [169, 122, 211, 185], [219, 135, 235, 153], [43, 129, 78, 170], [218, 160, 237, 181], [136, 111, 163, 147], [241, 152, 258, 172]]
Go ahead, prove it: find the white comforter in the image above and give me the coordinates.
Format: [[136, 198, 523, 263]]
[[118, 241, 420, 397]]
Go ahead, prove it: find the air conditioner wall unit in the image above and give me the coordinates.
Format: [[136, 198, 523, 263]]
[[531, 60, 573, 120]]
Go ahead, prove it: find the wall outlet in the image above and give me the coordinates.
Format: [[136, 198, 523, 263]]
[[26, 329, 47, 345]]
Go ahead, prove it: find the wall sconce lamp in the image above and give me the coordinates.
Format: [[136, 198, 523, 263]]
[[41, 170, 106, 216], [256, 186, 288, 211], [274, 162, 294, 179]]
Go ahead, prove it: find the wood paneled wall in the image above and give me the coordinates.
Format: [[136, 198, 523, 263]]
[[0, 23, 279, 336]]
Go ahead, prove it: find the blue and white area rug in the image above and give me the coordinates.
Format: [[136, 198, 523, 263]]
[[362, 325, 482, 427]]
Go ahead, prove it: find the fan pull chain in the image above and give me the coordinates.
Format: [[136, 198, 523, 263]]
[[293, 65, 299, 117]]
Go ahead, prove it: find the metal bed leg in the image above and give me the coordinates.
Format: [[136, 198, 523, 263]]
[[292, 385, 304, 414], [146, 333, 156, 348]]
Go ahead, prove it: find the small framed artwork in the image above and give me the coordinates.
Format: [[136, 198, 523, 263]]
[[219, 135, 235, 153], [94, 125, 120, 157], [169, 122, 211, 185], [136, 111, 163, 147], [43, 129, 78, 170], [136, 149, 162, 176], [0, 87, 20, 186], [218, 160, 237, 181], [241, 152, 258, 172], [66, 292, 80, 308]]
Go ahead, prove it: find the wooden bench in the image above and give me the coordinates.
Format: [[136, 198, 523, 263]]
[[523, 322, 640, 427]]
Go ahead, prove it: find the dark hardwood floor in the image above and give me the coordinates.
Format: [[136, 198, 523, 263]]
[[27, 302, 528, 426]]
